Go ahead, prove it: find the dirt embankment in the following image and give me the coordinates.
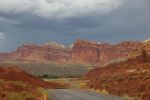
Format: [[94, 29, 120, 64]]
[[0, 66, 67, 89], [0, 66, 67, 100], [83, 54, 150, 100]]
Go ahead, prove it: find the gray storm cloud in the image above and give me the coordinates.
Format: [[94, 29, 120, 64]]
[[0, 32, 5, 40], [0, 0, 149, 52], [0, 0, 122, 19], [0, 32, 5, 47]]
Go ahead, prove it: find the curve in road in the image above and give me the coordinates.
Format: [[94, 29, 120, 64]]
[[49, 89, 126, 100]]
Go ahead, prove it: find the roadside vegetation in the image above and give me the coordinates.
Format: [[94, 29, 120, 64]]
[[0, 66, 69, 100], [0, 79, 49, 100], [38, 73, 79, 79]]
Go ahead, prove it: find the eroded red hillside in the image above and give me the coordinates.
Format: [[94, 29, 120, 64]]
[[0, 66, 67, 100], [0, 66, 67, 89], [83, 54, 150, 100]]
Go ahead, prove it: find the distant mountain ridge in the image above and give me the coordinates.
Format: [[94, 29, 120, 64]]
[[0, 39, 148, 65]]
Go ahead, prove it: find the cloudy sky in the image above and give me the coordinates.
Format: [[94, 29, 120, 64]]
[[0, 0, 150, 51]]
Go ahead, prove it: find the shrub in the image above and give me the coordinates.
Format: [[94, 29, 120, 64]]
[[0, 79, 4, 86], [38, 74, 59, 79], [100, 89, 109, 94], [48, 75, 59, 79], [37, 87, 50, 100], [42, 74, 49, 78], [6, 92, 26, 100], [123, 95, 140, 100], [9, 81, 27, 87], [6, 92, 37, 100], [141, 49, 148, 62], [115, 76, 124, 82], [22, 92, 37, 100]]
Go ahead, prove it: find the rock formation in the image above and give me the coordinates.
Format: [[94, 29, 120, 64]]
[[0, 39, 145, 65], [128, 39, 150, 58], [9, 43, 71, 62], [0, 53, 9, 61], [72, 39, 142, 65]]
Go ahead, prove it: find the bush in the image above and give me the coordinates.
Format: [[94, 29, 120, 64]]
[[141, 49, 148, 62], [22, 92, 37, 100], [48, 75, 59, 79], [42, 74, 49, 78], [65, 75, 77, 78], [9, 81, 27, 87], [6, 92, 37, 100], [38, 74, 59, 79], [37, 87, 50, 100], [0, 80, 4, 86], [6, 92, 25, 100]]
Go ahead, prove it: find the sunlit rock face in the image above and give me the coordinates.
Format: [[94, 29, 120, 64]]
[[8, 43, 71, 62], [71, 39, 142, 65], [128, 39, 150, 58], [0, 39, 144, 65]]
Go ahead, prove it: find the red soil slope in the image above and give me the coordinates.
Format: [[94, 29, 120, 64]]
[[83, 54, 150, 100], [0, 66, 66, 89], [0, 66, 67, 100]]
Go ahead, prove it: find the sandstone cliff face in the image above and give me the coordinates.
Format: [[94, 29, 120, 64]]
[[128, 39, 150, 58], [143, 40, 150, 54], [72, 40, 142, 65], [71, 40, 101, 63], [9, 43, 71, 62], [0, 53, 9, 61], [0, 39, 144, 65]]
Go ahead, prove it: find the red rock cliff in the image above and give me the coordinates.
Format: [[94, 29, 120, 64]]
[[0, 53, 9, 61], [0, 40, 144, 65], [9, 42, 71, 62], [72, 40, 142, 65]]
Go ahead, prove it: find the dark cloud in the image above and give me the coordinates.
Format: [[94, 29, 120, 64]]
[[0, 0, 150, 51]]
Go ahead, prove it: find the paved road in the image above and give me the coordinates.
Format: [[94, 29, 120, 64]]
[[49, 89, 126, 100]]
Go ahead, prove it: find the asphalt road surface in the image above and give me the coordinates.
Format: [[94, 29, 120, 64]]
[[49, 89, 126, 100]]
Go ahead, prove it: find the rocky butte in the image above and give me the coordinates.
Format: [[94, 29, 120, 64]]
[[6, 42, 71, 63], [71, 39, 142, 65], [0, 39, 144, 66]]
